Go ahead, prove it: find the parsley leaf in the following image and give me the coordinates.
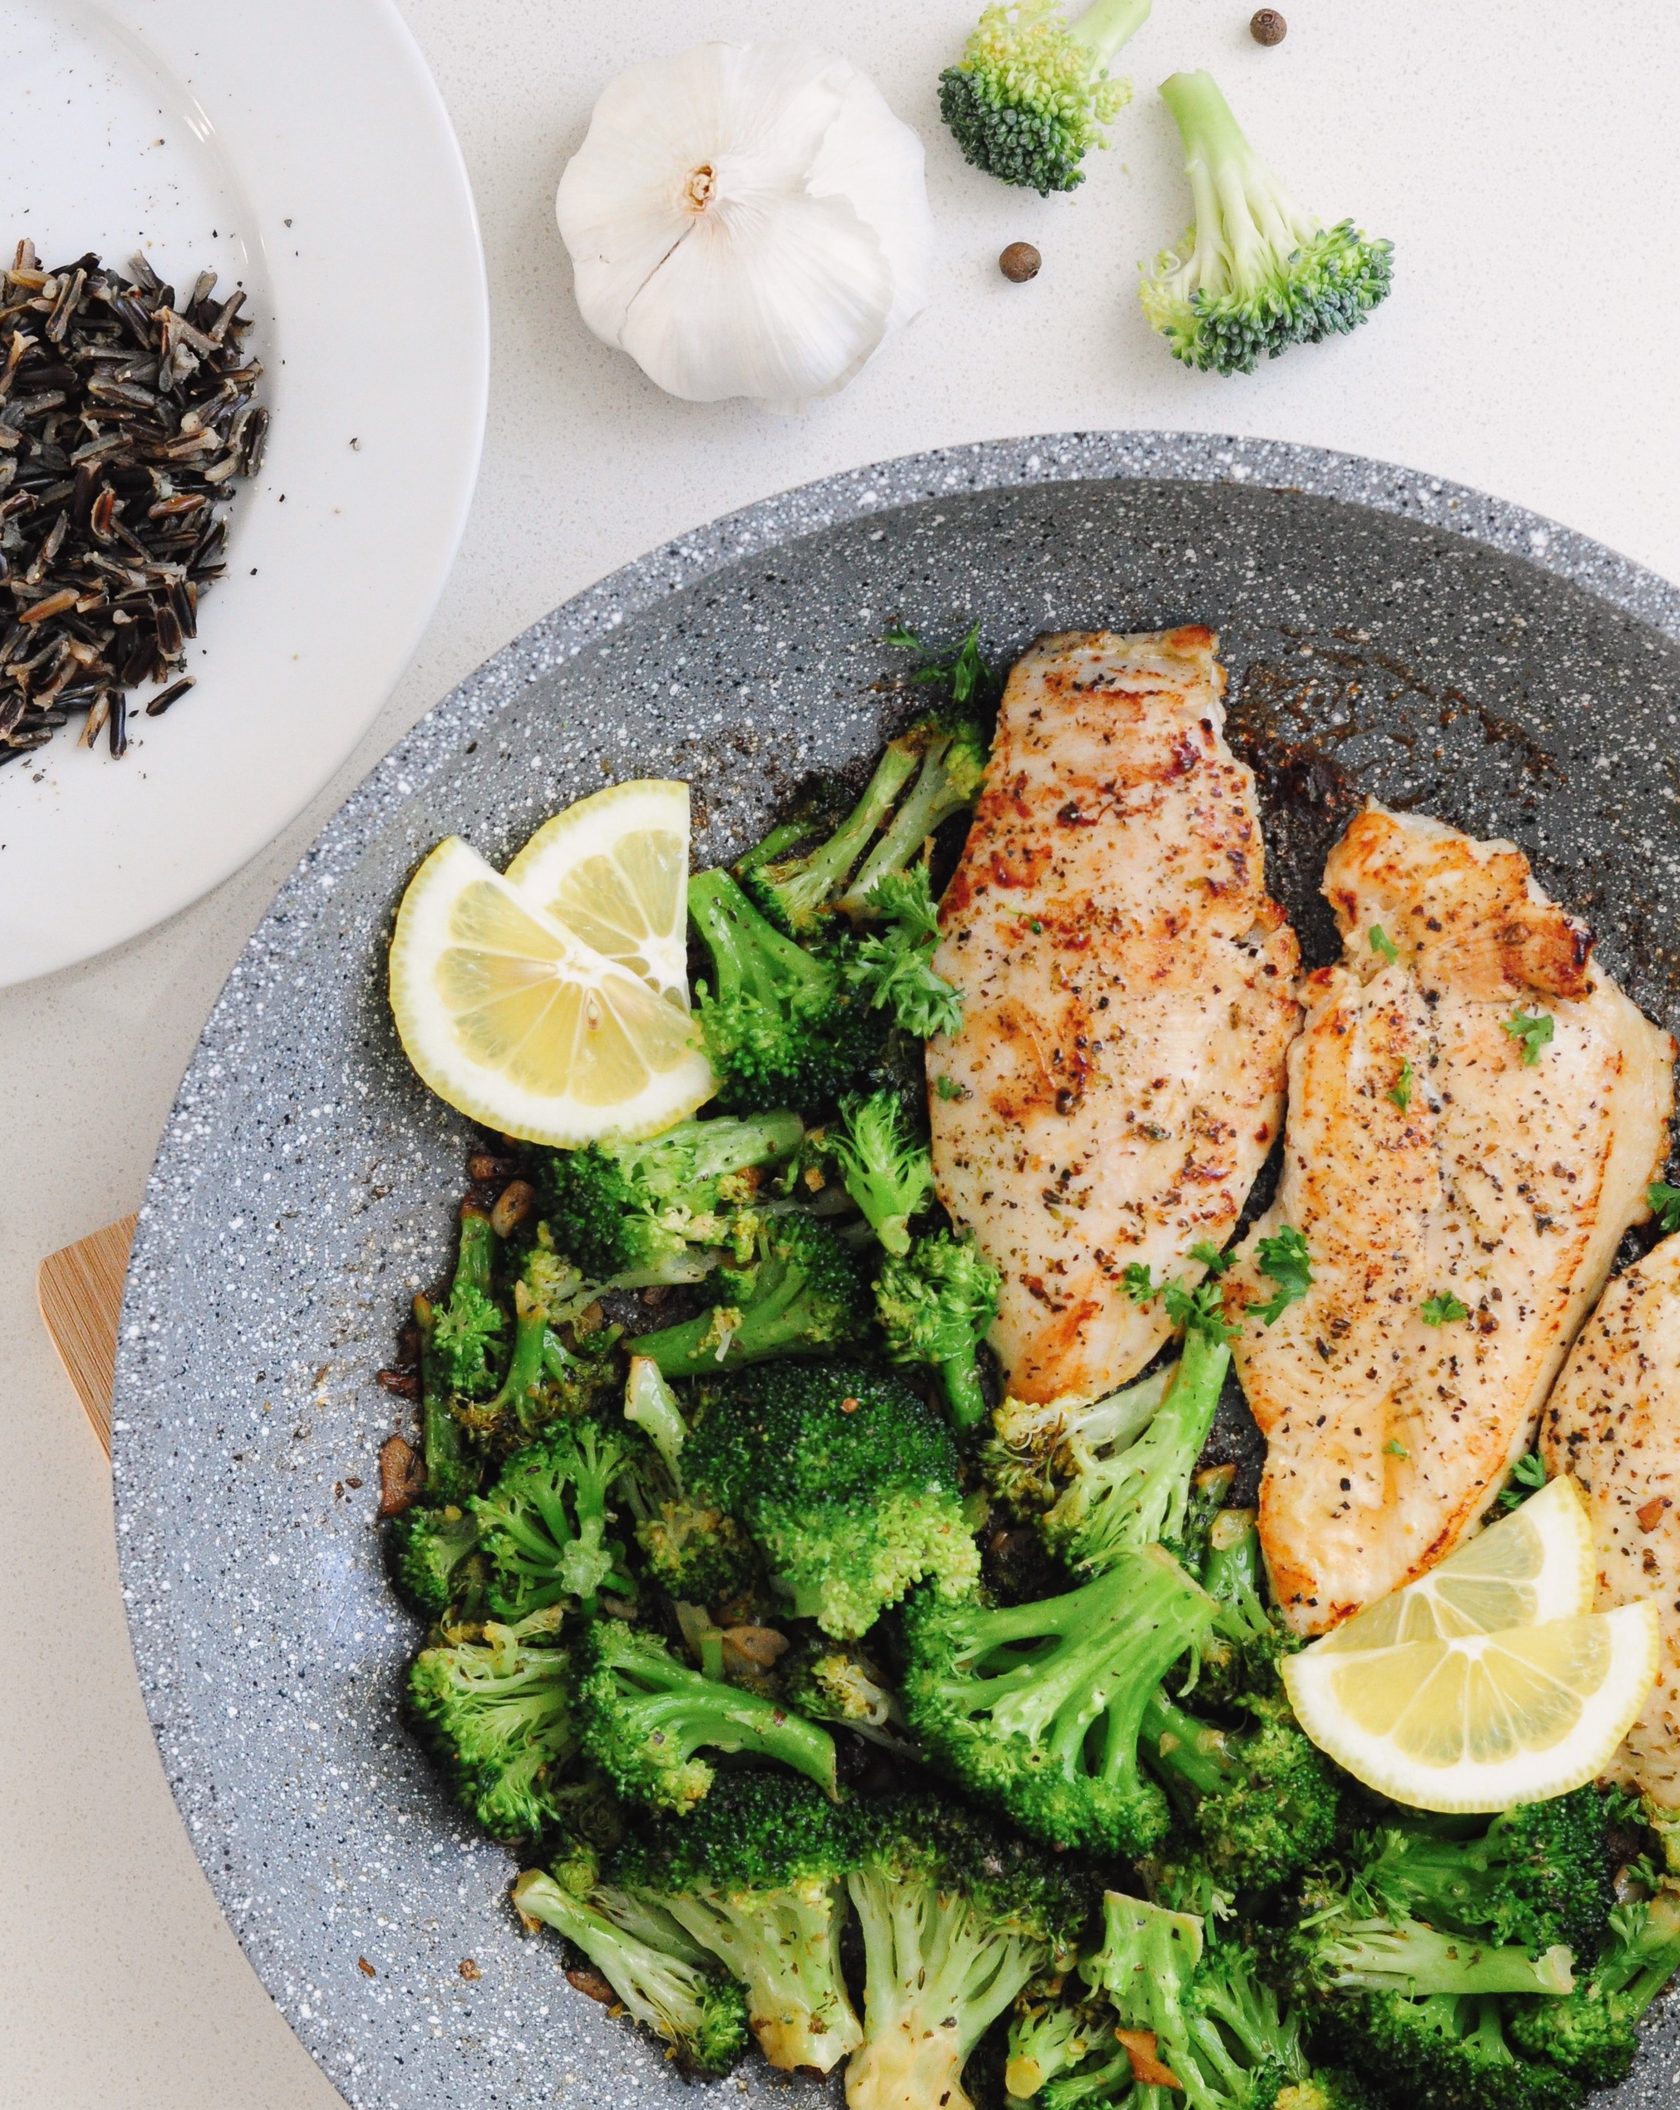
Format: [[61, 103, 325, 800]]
[[1649, 1181, 1680, 1235], [842, 868, 964, 1040], [1387, 1059, 1414, 1112], [884, 620, 998, 709], [1501, 1008, 1555, 1066], [1162, 1277, 1238, 1344], [1420, 1290, 1469, 1326], [1369, 925, 1400, 965], [1188, 1239, 1233, 1275], [934, 1074, 964, 1103], [1122, 1262, 1157, 1304], [1251, 1225, 1312, 1325], [1497, 1452, 1549, 1511], [1383, 1437, 1409, 1459]]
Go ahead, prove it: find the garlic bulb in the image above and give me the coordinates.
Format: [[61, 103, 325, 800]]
[[556, 42, 934, 410]]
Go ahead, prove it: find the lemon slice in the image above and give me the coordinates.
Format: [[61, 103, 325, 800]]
[[389, 836, 715, 1146], [1285, 1602, 1660, 1812], [1313, 1474, 1596, 1654], [504, 779, 691, 1004]]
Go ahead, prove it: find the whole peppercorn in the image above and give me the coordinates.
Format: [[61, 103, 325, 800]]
[[1250, 8, 1287, 42], [999, 241, 1041, 283]]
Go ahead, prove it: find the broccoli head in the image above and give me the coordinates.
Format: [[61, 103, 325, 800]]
[[777, 1631, 906, 1747], [844, 1793, 1089, 2110], [426, 1203, 506, 1398], [901, 1542, 1218, 1856], [828, 1087, 935, 1255], [1316, 1991, 1586, 2110], [938, 0, 1151, 196], [613, 1770, 861, 2073], [632, 1209, 870, 1379], [385, 1502, 482, 1620], [470, 1415, 636, 1622], [1507, 1881, 1680, 2087], [875, 1228, 1002, 1430], [616, 1356, 761, 1605], [455, 1233, 617, 1451], [1141, 71, 1394, 376], [536, 1111, 804, 1282], [682, 1358, 980, 1637], [573, 1617, 838, 1814], [513, 1863, 750, 2076], [841, 865, 966, 1040]]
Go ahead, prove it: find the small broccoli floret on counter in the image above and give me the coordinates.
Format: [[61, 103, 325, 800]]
[[1317, 1991, 1586, 2110], [777, 1632, 907, 1747], [902, 1542, 1217, 1856], [844, 1794, 1088, 2110], [613, 1771, 861, 2073], [573, 1618, 838, 1814], [616, 1357, 760, 1605], [513, 1863, 750, 2076], [828, 1088, 935, 1256], [1507, 1882, 1680, 2087], [687, 868, 882, 1112], [537, 1111, 805, 1283], [875, 1227, 1001, 1429], [1141, 70, 1394, 376], [683, 1358, 979, 1636], [842, 866, 966, 1040], [839, 711, 990, 915], [470, 1416, 636, 1622], [938, 0, 1151, 196], [386, 1502, 482, 1620], [405, 1613, 583, 1842], [631, 1212, 871, 1379]]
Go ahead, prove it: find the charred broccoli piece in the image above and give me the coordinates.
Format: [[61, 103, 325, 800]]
[[777, 1632, 908, 1748], [631, 1211, 870, 1379], [1315, 1991, 1586, 2110], [875, 1227, 1001, 1429]]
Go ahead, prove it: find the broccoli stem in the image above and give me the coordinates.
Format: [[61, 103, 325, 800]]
[[1140, 1687, 1235, 1799], [940, 1351, 989, 1430], [473, 1282, 548, 1433], [689, 868, 836, 1007], [1203, 1503, 1265, 1609], [1067, 0, 1152, 61], [737, 819, 817, 871], [414, 1292, 474, 1503], [454, 1204, 498, 1297], [842, 734, 971, 912], [1325, 1920, 1576, 1998], [1160, 70, 1308, 270], [779, 742, 922, 906]]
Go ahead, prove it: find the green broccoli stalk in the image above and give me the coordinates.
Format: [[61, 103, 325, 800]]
[[875, 1228, 1002, 1429], [776, 1631, 910, 1750], [1317, 1992, 1586, 2110], [901, 1542, 1218, 1856], [1040, 1324, 1232, 1568], [839, 714, 990, 915], [427, 1203, 506, 1397], [385, 1503, 482, 1619], [687, 869, 881, 1112], [845, 1794, 1088, 2110], [405, 1613, 582, 1841], [1273, 1872, 1579, 2005], [828, 1088, 935, 1255], [573, 1618, 838, 1814], [616, 1357, 761, 1605], [1194, 1502, 1294, 1705], [735, 742, 924, 937], [512, 1864, 750, 2076], [1357, 1789, 1620, 1969], [632, 1212, 870, 1379], [842, 866, 965, 1040], [1507, 1882, 1680, 2086], [537, 1112, 805, 1282], [613, 1771, 861, 2074], [1140, 1686, 1341, 1891], [682, 1359, 980, 1636], [1142, 71, 1394, 376], [469, 1416, 636, 1622], [938, 0, 1151, 196], [982, 1364, 1172, 1517]]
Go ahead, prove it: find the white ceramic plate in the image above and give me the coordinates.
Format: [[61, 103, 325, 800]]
[[0, 0, 487, 986]]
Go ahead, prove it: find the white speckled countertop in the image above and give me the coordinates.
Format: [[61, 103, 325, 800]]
[[4, 0, 1679, 2101]]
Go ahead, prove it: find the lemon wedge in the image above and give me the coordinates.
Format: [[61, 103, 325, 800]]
[[1313, 1474, 1596, 1654], [504, 779, 691, 1004], [1284, 1601, 1660, 1812], [389, 836, 714, 1146]]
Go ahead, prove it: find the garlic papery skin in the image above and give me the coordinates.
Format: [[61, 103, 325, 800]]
[[556, 42, 934, 410]]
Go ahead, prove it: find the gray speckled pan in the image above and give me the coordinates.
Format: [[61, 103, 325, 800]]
[[114, 432, 1680, 2109]]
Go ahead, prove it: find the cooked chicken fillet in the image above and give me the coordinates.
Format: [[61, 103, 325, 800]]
[[928, 626, 1300, 1406], [1228, 803, 1675, 1635], [1542, 1238, 1680, 1807]]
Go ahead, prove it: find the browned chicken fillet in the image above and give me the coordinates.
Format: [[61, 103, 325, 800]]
[[1228, 803, 1675, 1635], [928, 626, 1300, 1405], [1542, 1236, 1680, 1808]]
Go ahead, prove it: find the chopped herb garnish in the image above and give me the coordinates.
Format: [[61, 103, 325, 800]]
[[934, 1074, 965, 1102], [1369, 925, 1400, 965], [1649, 1181, 1680, 1235], [1251, 1225, 1312, 1325], [1387, 1059, 1414, 1112], [1420, 1290, 1469, 1326], [1162, 1277, 1238, 1344], [884, 620, 998, 709], [1497, 1452, 1549, 1511], [1122, 1262, 1157, 1304], [1383, 1437, 1409, 1459], [1188, 1239, 1234, 1275], [1502, 1008, 1555, 1066]]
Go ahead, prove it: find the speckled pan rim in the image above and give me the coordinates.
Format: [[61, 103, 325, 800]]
[[112, 429, 1680, 2096]]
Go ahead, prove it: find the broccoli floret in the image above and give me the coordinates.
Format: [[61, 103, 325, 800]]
[[1274, 2075, 1385, 2110], [829, 1087, 935, 1255], [735, 740, 925, 937], [687, 868, 881, 1112], [1040, 1325, 1232, 1568], [902, 1542, 1218, 1855], [385, 1502, 482, 1619], [454, 1234, 620, 1449], [1507, 1882, 1680, 2086], [875, 1228, 1002, 1429], [427, 1203, 506, 1397], [938, 0, 1150, 196], [982, 1365, 1172, 1517], [845, 1793, 1088, 2110], [537, 1112, 804, 1282], [1141, 1686, 1342, 1892], [777, 1631, 908, 1748], [839, 712, 990, 914], [842, 866, 966, 1040], [1141, 70, 1394, 376], [632, 1212, 870, 1379], [573, 1617, 838, 1813], [405, 1613, 584, 1841], [682, 1358, 980, 1636], [1004, 1986, 1111, 2099], [470, 1416, 636, 1622], [1356, 1789, 1619, 1968], [613, 1770, 861, 2073], [1318, 1992, 1585, 2110], [513, 1864, 750, 2075], [615, 1356, 761, 1604], [1195, 1502, 1295, 1706]]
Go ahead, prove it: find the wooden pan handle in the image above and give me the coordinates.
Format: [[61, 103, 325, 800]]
[[37, 1215, 137, 1459]]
